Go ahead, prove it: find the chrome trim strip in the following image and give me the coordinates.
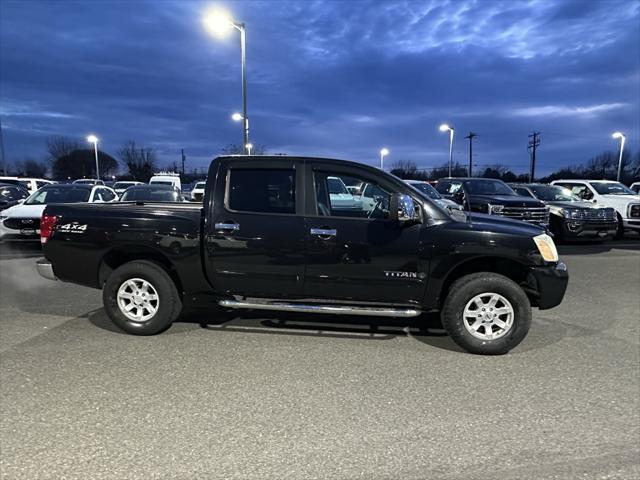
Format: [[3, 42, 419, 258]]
[[36, 259, 57, 281], [218, 300, 421, 318]]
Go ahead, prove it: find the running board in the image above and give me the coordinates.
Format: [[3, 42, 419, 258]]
[[218, 300, 421, 318]]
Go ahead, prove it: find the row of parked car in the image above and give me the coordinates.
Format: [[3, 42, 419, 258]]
[[1, 169, 639, 245], [0, 172, 209, 243]]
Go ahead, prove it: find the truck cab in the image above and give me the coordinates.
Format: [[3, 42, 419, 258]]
[[37, 156, 569, 355]]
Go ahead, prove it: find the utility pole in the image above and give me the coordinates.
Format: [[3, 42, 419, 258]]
[[528, 132, 540, 182], [181, 149, 186, 176], [464, 132, 477, 177], [0, 117, 6, 176]]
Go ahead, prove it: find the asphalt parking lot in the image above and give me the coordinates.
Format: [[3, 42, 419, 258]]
[[1, 240, 639, 480]]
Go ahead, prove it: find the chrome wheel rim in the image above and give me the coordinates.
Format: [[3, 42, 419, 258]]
[[117, 278, 159, 323], [463, 292, 514, 341]]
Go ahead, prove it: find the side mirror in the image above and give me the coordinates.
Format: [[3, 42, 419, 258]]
[[390, 194, 420, 224]]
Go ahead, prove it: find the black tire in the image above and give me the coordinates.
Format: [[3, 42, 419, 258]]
[[441, 272, 531, 355], [614, 213, 624, 240], [103, 260, 182, 335]]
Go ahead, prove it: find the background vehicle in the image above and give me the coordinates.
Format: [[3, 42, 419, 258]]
[[119, 184, 186, 202], [550, 179, 640, 238], [112, 181, 143, 195], [1, 184, 117, 242], [0, 176, 54, 193], [630, 182, 640, 194], [149, 172, 181, 190], [435, 178, 550, 227], [326, 176, 361, 210], [73, 179, 105, 186], [37, 156, 568, 355], [405, 180, 463, 213], [190, 181, 206, 202], [510, 184, 617, 242], [0, 183, 29, 212]]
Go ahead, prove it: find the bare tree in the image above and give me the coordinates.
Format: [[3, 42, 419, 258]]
[[118, 141, 157, 182], [46, 136, 80, 161], [15, 158, 48, 177]]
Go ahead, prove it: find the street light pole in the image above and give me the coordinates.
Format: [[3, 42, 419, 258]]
[[380, 148, 389, 170], [439, 124, 454, 177], [612, 132, 626, 182], [87, 135, 99, 179], [203, 10, 249, 154]]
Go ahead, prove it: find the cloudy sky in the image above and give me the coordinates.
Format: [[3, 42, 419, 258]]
[[1, 0, 638, 176]]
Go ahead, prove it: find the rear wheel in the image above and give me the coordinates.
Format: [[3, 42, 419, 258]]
[[441, 272, 531, 355], [103, 260, 182, 335]]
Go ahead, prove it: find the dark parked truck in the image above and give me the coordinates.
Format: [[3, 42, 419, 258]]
[[36, 156, 569, 355], [435, 178, 550, 227]]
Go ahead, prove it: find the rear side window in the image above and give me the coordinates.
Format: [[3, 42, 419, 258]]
[[227, 169, 295, 214]]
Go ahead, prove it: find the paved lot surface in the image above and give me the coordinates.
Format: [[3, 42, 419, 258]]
[[1, 241, 639, 479]]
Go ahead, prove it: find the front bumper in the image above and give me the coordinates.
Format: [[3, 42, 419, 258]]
[[560, 220, 617, 240], [527, 261, 569, 310], [36, 259, 57, 281], [623, 219, 640, 231]]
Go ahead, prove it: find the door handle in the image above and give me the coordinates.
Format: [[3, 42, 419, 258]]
[[310, 228, 337, 239], [215, 222, 240, 231]]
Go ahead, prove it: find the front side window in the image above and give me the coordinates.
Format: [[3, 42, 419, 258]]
[[530, 185, 578, 202], [559, 183, 592, 200], [227, 169, 296, 214], [589, 182, 634, 195], [512, 187, 533, 197], [315, 172, 392, 219]]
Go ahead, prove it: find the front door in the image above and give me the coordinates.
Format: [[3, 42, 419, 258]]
[[304, 164, 426, 305], [204, 158, 306, 298]]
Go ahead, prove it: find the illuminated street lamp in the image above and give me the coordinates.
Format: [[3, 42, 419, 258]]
[[439, 124, 454, 177], [204, 9, 249, 153], [87, 134, 99, 179], [612, 132, 626, 182], [379, 148, 389, 170], [246, 143, 253, 155]]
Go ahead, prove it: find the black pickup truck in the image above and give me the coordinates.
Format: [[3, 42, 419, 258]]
[[36, 156, 568, 355]]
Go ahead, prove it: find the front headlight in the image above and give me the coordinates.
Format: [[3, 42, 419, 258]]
[[533, 233, 559, 262], [488, 204, 503, 214], [560, 208, 582, 219]]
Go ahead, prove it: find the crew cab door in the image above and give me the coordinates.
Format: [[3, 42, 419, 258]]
[[203, 158, 306, 298], [303, 163, 426, 305]]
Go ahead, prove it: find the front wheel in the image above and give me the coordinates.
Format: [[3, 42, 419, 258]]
[[614, 213, 624, 240], [441, 272, 531, 355], [103, 260, 182, 335]]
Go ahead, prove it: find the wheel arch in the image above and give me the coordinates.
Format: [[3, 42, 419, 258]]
[[98, 246, 184, 297], [436, 256, 533, 309]]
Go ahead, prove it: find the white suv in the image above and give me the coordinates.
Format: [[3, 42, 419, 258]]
[[551, 179, 640, 238]]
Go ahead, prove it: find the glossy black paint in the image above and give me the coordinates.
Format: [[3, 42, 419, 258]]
[[42, 156, 568, 312]]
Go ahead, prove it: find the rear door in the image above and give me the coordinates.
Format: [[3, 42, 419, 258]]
[[303, 162, 426, 305], [203, 158, 306, 298]]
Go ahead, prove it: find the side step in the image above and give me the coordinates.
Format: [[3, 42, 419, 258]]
[[218, 299, 421, 318]]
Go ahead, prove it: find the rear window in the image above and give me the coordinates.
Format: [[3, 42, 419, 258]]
[[120, 188, 180, 202], [227, 169, 295, 214], [25, 187, 91, 205], [150, 180, 173, 186]]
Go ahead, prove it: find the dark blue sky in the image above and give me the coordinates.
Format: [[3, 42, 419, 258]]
[[1, 0, 639, 176]]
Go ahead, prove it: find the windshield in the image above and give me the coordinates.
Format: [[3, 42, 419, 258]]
[[327, 177, 348, 195], [530, 185, 579, 202], [463, 180, 516, 196], [120, 188, 181, 202], [409, 182, 441, 200], [25, 186, 91, 205], [589, 182, 635, 195], [194, 182, 206, 189]]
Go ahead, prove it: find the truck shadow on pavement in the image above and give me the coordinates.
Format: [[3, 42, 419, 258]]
[[87, 307, 570, 354]]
